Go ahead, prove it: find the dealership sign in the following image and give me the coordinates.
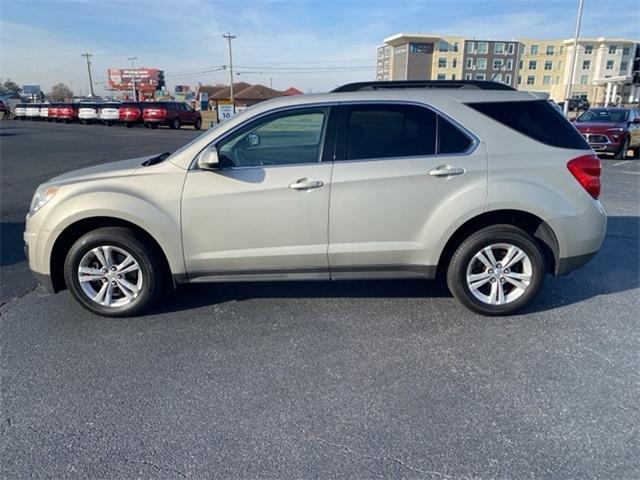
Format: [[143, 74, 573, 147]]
[[107, 68, 163, 92]]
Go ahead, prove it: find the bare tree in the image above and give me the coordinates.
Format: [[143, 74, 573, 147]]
[[48, 83, 74, 102]]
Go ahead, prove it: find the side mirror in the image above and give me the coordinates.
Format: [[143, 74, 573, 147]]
[[632, 117, 640, 124], [197, 147, 220, 170], [569, 117, 576, 122]]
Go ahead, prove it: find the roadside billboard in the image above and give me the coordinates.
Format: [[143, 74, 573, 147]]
[[107, 68, 162, 92]]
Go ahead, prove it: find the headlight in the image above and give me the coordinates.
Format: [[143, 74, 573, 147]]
[[29, 185, 59, 215]]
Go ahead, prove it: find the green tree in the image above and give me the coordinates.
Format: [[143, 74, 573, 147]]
[[48, 83, 74, 102], [0, 79, 22, 97]]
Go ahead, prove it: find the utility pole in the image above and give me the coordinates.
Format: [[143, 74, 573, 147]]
[[564, 0, 584, 115], [223, 33, 236, 110], [81, 53, 95, 98], [127, 56, 138, 102]]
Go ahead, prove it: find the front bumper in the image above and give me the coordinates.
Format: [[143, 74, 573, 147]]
[[24, 229, 57, 293]]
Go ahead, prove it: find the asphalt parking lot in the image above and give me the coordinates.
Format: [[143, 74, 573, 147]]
[[1, 120, 639, 479]]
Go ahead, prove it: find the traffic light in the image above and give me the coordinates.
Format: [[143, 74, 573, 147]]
[[157, 70, 165, 91]]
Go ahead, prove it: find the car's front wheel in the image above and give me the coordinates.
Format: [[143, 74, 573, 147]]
[[64, 227, 165, 317], [194, 118, 202, 130], [447, 225, 545, 316], [615, 137, 630, 159], [171, 117, 181, 129]]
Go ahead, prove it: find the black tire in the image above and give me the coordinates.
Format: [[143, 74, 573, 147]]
[[63, 227, 166, 317], [615, 137, 630, 160], [105, 121, 113, 127], [149, 123, 158, 129], [171, 117, 181, 129], [125, 122, 134, 128], [194, 118, 202, 130], [446, 224, 545, 316]]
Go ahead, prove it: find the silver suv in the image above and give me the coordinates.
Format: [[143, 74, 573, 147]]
[[24, 81, 606, 317]]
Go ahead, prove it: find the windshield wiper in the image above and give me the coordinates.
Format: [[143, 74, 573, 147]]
[[141, 152, 171, 167]]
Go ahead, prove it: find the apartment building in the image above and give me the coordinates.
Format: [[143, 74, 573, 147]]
[[462, 39, 521, 88], [376, 33, 640, 105]]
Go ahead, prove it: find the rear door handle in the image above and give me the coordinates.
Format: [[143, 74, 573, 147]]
[[289, 178, 324, 190], [429, 165, 465, 177]]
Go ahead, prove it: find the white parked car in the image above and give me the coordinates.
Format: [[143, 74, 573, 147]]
[[78, 103, 100, 124], [99, 102, 120, 126], [39, 104, 50, 120], [14, 103, 27, 119], [25, 103, 41, 119]]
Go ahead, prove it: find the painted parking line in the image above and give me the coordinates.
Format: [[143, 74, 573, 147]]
[[613, 160, 631, 167]]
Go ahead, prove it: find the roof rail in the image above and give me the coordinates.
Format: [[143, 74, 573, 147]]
[[332, 80, 516, 92]]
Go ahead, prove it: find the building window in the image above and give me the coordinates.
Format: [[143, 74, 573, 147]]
[[493, 73, 502, 83], [438, 41, 448, 52], [555, 76, 560, 84], [579, 75, 589, 85], [493, 58, 504, 70], [475, 73, 486, 80], [519, 44, 524, 54], [528, 60, 537, 70], [453, 42, 459, 52], [608, 45, 617, 54], [527, 75, 535, 85], [584, 45, 593, 54], [466, 58, 473, 69], [467, 41, 475, 53], [465, 73, 472, 80], [622, 46, 631, 55], [508, 43, 515, 55], [542, 75, 551, 85], [437, 73, 446, 80], [476, 58, 487, 69], [452, 58, 457, 68], [606, 60, 614, 70], [582, 60, 591, 69], [621, 61, 628, 72], [451, 74, 456, 80], [546, 45, 554, 55], [505, 74, 512, 85], [530, 45, 539, 55], [478, 42, 488, 54], [494, 42, 505, 54], [438, 57, 447, 68], [544, 60, 552, 70], [518, 75, 522, 85], [506, 59, 513, 70], [519, 60, 523, 69]]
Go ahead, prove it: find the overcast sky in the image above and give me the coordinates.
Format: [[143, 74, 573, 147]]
[[1, 0, 639, 96]]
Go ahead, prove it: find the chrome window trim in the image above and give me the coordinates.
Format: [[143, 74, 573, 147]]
[[189, 99, 481, 171]]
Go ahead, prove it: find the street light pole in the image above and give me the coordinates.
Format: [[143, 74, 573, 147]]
[[223, 33, 236, 111], [564, 0, 584, 115], [81, 53, 95, 98], [127, 57, 138, 102]]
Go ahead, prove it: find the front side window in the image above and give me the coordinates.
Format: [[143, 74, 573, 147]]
[[340, 104, 436, 160], [216, 108, 327, 168]]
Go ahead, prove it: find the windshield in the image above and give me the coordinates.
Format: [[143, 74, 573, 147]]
[[577, 109, 629, 123]]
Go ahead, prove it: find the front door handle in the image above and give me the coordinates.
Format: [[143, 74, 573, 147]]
[[289, 178, 324, 190], [429, 165, 466, 177]]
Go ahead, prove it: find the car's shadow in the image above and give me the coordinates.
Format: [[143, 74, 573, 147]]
[[3, 217, 637, 315]]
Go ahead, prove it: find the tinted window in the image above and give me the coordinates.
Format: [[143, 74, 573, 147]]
[[438, 115, 473, 154], [216, 108, 327, 168], [468, 100, 589, 149], [341, 104, 436, 160]]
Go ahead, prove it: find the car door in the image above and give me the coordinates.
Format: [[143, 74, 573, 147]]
[[182, 103, 197, 124], [328, 102, 487, 278], [181, 105, 336, 281]]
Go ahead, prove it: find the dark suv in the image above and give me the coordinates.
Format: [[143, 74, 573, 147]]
[[142, 102, 202, 130], [574, 108, 640, 159]]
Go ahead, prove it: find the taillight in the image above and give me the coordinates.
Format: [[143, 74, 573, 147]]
[[567, 154, 601, 199]]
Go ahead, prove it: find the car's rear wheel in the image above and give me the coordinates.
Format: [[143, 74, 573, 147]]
[[64, 227, 166, 317], [447, 225, 545, 316], [194, 118, 202, 130], [149, 123, 158, 129], [615, 137, 630, 159], [125, 122, 133, 128], [171, 117, 181, 129]]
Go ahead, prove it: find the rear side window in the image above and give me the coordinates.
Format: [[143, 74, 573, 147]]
[[438, 115, 473, 154], [467, 100, 589, 149], [340, 104, 436, 160]]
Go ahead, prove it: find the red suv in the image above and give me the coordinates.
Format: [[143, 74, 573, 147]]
[[142, 101, 202, 130], [118, 102, 143, 128], [57, 103, 78, 123], [574, 108, 640, 159]]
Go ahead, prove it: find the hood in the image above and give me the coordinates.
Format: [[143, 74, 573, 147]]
[[575, 121, 627, 132], [46, 155, 157, 186]]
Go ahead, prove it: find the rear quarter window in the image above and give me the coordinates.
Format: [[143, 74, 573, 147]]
[[467, 100, 589, 150]]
